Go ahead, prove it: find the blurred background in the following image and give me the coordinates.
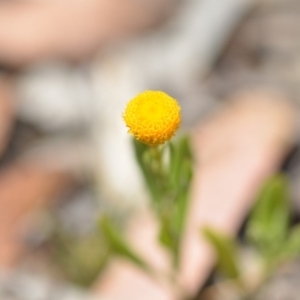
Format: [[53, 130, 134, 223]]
[[0, 0, 300, 299]]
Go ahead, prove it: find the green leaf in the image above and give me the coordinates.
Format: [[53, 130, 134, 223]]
[[168, 135, 193, 189], [246, 174, 290, 256], [203, 227, 240, 279], [133, 135, 194, 271], [52, 230, 110, 287], [159, 216, 175, 249], [279, 224, 300, 261], [132, 139, 160, 202], [171, 137, 193, 264], [156, 135, 194, 267], [99, 215, 154, 275]]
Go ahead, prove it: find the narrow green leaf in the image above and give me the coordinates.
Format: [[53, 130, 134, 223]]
[[159, 135, 194, 268], [99, 215, 154, 275], [171, 191, 189, 268], [159, 216, 175, 250], [279, 224, 300, 260], [132, 139, 160, 203], [52, 230, 110, 287], [172, 140, 193, 265], [246, 174, 290, 255], [203, 227, 240, 279], [169, 135, 193, 189]]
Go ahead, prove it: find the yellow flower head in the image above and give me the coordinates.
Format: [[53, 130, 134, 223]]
[[123, 91, 181, 145]]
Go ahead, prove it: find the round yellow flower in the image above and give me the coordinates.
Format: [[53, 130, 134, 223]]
[[123, 91, 181, 145]]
